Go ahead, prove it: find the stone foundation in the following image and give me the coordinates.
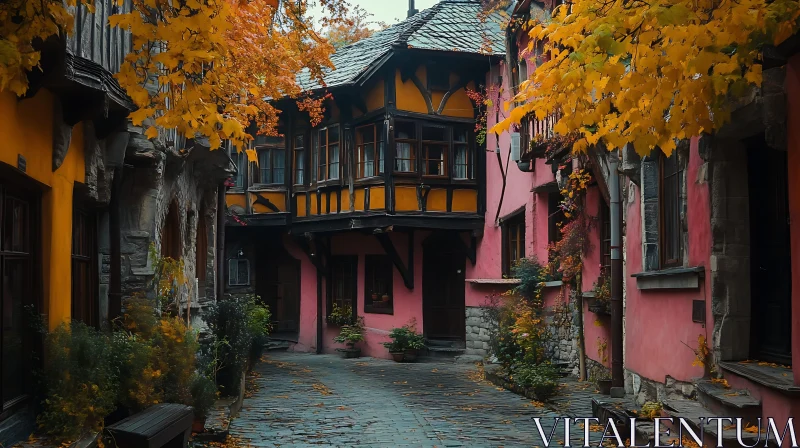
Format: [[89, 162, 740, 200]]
[[543, 296, 581, 375], [624, 369, 696, 405], [465, 307, 491, 357]]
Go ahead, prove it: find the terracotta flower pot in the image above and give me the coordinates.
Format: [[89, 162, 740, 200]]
[[390, 351, 405, 362], [192, 416, 206, 433], [338, 348, 361, 358]]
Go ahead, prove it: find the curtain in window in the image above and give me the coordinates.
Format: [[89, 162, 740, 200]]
[[396, 142, 412, 172], [259, 150, 271, 184], [454, 146, 468, 179], [273, 150, 285, 184], [329, 143, 340, 180]]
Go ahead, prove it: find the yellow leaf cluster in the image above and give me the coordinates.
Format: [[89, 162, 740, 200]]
[[109, 0, 348, 151], [0, 0, 92, 95], [491, 0, 800, 157]]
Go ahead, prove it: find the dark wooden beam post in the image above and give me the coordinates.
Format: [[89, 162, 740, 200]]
[[375, 230, 414, 289], [108, 166, 123, 323], [216, 181, 227, 300]]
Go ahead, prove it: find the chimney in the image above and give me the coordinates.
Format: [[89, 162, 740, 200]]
[[408, 0, 419, 18]]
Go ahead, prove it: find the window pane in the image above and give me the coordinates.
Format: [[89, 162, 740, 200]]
[[454, 146, 468, 179], [378, 140, 385, 174], [362, 143, 375, 178], [424, 145, 445, 176], [395, 142, 414, 172], [234, 153, 246, 188], [274, 149, 285, 184], [259, 150, 271, 184], [294, 135, 304, 149], [3, 258, 30, 403], [311, 142, 318, 183], [358, 126, 375, 145], [329, 144, 340, 180], [329, 126, 340, 144], [295, 150, 305, 184], [454, 129, 468, 143], [365, 255, 393, 313], [395, 121, 415, 139], [422, 126, 446, 142]]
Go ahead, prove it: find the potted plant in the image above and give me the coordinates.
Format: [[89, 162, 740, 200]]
[[189, 373, 218, 433], [383, 324, 425, 362], [327, 303, 354, 326], [334, 317, 365, 358], [595, 372, 612, 395]]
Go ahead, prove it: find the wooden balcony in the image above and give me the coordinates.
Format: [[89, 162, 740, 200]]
[[519, 111, 562, 161]]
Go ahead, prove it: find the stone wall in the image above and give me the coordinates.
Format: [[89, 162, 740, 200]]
[[465, 306, 491, 357], [542, 297, 581, 375], [108, 129, 231, 327], [624, 369, 696, 406]]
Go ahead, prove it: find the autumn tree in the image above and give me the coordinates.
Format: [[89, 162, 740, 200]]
[[492, 0, 800, 156], [0, 0, 92, 95], [324, 5, 386, 49], [1, 0, 349, 153]]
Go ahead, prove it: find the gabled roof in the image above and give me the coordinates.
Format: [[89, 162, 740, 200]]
[[298, 0, 507, 91]]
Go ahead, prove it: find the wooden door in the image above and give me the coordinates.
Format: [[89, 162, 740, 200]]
[[257, 251, 301, 333], [423, 245, 466, 340], [748, 141, 792, 364]]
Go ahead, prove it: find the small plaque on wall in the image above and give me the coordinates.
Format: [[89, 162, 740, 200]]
[[17, 155, 26, 173]]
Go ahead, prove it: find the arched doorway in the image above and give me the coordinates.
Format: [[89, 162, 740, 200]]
[[161, 201, 182, 260], [195, 206, 208, 292]]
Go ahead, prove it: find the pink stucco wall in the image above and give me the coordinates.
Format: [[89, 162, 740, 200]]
[[293, 232, 428, 359], [623, 137, 711, 384]]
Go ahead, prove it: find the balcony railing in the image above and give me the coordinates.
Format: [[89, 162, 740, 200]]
[[519, 110, 561, 161]]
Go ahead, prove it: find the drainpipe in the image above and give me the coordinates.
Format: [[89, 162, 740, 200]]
[[216, 182, 226, 300], [609, 149, 624, 393], [108, 166, 123, 324]]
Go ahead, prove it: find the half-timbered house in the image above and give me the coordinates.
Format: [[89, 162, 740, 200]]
[[225, 0, 506, 357]]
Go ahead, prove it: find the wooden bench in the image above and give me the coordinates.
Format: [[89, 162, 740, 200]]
[[106, 403, 193, 448]]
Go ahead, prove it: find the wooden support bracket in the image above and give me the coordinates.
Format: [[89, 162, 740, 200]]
[[374, 231, 414, 289]]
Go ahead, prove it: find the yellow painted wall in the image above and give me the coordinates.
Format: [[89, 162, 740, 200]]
[[395, 186, 419, 211], [352, 106, 364, 119], [296, 194, 307, 217], [395, 69, 428, 114], [321, 193, 329, 214], [369, 187, 385, 210], [440, 88, 475, 118], [329, 193, 338, 214], [226, 192, 247, 209], [452, 189, 478, 212], [365, 79, 385, 111], [354, 188, 365, 211], [341, 188, 351, 212], [309, 193, 318, 215], [0, 90, 86, 329], [251, 191, 287, 213], [427, 189, 448, 212]]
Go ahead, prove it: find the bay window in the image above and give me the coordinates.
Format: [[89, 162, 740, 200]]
[[394, 121, 416, 173], [453, 129, 473, 179], [316, 125, 340, 182], [256, 146, 285, 185], [422, 125, 447, 176]]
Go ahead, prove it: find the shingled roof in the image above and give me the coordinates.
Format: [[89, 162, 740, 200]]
[[298, 0, 507, 91]]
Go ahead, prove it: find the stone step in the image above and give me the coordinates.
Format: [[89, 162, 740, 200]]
[[419, 346, 466, 362], [265, 340, 291, 351], [425, 339, 466, 349], [695, 379, 761, 424], [662, 397, 777, 448]]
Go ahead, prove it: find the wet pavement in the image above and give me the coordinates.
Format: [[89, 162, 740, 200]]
[[224, 352, 607, 447]]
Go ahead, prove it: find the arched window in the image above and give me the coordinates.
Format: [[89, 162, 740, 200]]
[[161, 201, 182, 260]]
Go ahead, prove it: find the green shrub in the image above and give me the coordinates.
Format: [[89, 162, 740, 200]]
[[203, 294, 267, 396], [189, 373, 218, 419], [382, 324, 424, 352], [327, 303, 354, 326], [334, 317, 365, 349], [38, 322, 119, 441], [513, 363, 559, 401]]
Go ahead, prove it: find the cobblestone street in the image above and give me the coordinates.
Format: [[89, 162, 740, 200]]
[[226, 352, 606, 447]]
